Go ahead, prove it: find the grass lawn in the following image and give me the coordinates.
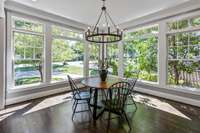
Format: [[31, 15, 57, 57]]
[[57, 65, 83, 75], [15, 65, 83, 86], [66, 66, 83, 75], [15, 77, 41, 86]]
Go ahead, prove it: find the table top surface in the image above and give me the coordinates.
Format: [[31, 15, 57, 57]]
[[81, 76, 124, 89]]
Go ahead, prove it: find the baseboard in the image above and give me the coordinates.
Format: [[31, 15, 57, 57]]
[[135, 87, 200, 107], [6, 87, 70, 105]]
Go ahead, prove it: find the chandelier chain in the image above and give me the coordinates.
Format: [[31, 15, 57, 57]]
[[105, 11, 118, 30], [93, 10, 103, 33], [85, 0, 123, 43]]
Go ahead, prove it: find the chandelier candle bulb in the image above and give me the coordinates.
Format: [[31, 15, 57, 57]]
[[117, 28, 119, 34], [97, 27, 99, 34], [88, 27, 90, 35], [108, 27, 110, 34]]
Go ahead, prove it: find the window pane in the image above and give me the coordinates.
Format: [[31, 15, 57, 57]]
[[52, 26, 83, 39], [190, 32, 200, 45], [177, 46, 188, 59], [168, 47, 177, 59], [191, 17, 200, 27], [52, 39, 84, 81], [89, 44, 100, 76], [168, 19, 189, 31], [12, 17, 43, 33], [167, 31, 200, 89], [107, 44, 119, 76], [125, 26, 158, 40], [168, 60, 200, 88], [14, 32, 44, 86], [124, 26, 158, 82], [188, 46, 200, 59]]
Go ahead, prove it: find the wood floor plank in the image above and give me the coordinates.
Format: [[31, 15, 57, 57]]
[[0, 93, 200, 133]]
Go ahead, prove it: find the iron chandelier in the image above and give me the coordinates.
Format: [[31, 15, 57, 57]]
[[85, 0, 123, 43]]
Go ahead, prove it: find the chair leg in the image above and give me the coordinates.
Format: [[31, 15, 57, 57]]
[[72, 100, 78, 121], [123, 110, 132, 131], [106, 111, 111, 133], [89, 88, 93, 104], [87, 100, 92, 115], [72, 99, 77, 110], [130, 95, 137, 109]]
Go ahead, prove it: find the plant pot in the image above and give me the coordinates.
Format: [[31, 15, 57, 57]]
[[99, 69, 108, 81]]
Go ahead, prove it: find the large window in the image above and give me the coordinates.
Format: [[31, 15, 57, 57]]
[[167, 17, 200, 89], [51, 26, 84, 81], [8, 15, 85, 89], [8, 12, 200, 93], [107, 44, 119, 75], [124, 26, 158, 82], [89, 44, 100, 76], [12, 17, 44, 87]]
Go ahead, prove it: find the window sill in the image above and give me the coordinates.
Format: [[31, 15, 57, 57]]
[[137, 80, 200, 96], [165, 85, 200, 96], [7, 77, 85, 94]]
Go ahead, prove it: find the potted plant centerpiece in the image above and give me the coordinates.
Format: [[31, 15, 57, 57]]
[[98, 58, 109, 81]]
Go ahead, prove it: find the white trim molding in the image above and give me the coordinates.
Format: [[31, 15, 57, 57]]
[[0, 18, 5, 109], [158, 21, 168, 87], [4, 0, 88, 31], [44, 23, 52, 83], [84, 40, 89, 77], [118, 41, 124, 77], [0, 0, 5, 18], [120, 0, 200, 30]]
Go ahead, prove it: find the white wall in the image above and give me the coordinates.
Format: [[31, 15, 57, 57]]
[[0, 18, 5, 110]]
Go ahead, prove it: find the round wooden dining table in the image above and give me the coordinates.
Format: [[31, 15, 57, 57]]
[[81, 76, 124, 120]]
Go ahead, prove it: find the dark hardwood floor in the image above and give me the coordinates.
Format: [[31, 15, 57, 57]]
[[0, 92, 200, 133]]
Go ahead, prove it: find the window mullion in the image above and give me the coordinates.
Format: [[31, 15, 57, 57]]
[[83, 39, 89, 77], [44, 23, 52, 83], [118, 41, 124, 77], [7, 11, 14, 89], [158, 21, 168, 87]]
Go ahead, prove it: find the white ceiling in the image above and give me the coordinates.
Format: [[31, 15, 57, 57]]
[[9, 0, 190, 25]]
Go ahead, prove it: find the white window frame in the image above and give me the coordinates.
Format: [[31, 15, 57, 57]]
[[122, 10, 200, 95], [6, 12, 87, 92], [166, 14, 200, 90], [7, 12, 46, 91]]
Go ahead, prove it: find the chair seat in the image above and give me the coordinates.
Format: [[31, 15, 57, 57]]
[[75, 91, 90, 100]]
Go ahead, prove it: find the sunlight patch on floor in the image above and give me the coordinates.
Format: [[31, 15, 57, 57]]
[[133, 94, 191, 120], [0, 103, 31, 121], [0, 112, 15, 122], [23, 93, 72, 115], [0, 103, 31, 116]]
